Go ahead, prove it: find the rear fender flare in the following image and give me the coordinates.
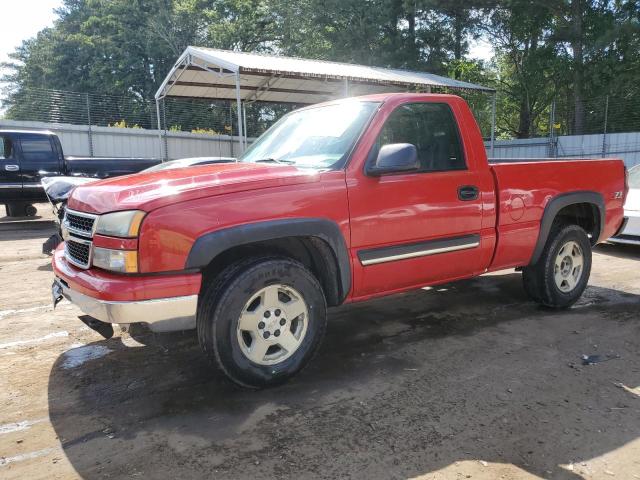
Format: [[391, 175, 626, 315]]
[[529, 191, 605, 265], [185, 218, 351, 302]]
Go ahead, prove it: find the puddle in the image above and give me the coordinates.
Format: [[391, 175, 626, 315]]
[[61, 344, 113, 369]]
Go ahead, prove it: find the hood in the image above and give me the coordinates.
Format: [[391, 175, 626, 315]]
[[67, 162, 320, 214]]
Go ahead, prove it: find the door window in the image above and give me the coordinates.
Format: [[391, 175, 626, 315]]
[[0, 136, 14, 159], [20, 137, 55, 161], [372, 103, 465, 172]]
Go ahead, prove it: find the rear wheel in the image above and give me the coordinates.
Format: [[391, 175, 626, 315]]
[[197, 257, 327, 388], [522, 224, 592, 308]]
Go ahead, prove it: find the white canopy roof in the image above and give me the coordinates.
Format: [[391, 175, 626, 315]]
[[156, 46, 495, 104]]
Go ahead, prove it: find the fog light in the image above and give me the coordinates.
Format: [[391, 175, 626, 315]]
[[93, 247, 138, 273]]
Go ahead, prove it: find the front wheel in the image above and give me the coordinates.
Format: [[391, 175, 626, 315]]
[[197, 257, 327, 388], [522, 224, 592, 308], [5, 203, 37, 217]]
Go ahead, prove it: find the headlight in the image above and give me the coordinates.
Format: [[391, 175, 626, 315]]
[[95, 210, 145, 237], [93, 247, 138, 273]]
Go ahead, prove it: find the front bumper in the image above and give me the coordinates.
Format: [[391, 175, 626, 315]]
[[610, 210, 640, 245], [52, 246, 201, 332]]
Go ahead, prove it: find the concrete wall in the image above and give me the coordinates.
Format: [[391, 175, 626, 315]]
[[2, 119, 638, 168], [486, 132, 640, 168], [0, 119, 249, 160]]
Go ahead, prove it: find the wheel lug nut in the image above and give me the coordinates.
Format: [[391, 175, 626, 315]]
[[264, 311, 271, 318], [263, 331, 270, 339], [275, 309, 281, 316], [258, 321, 265, 329], [274, 329, 280, 337], [279, 318, 286, 326]]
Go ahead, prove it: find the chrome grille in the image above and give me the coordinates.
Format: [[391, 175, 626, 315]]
[[63, 209, 97, 269], [64, 209, 97, 237], [65, 238, 92, 269]]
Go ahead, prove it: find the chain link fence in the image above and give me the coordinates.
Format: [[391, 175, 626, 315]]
[[0, 87, 304, 137], [487, 93, 640, 166], [1, 87, 639, 166], [0, 87, 313, 159]]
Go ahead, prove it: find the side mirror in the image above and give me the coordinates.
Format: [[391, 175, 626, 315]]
[[367, 143, 419, 176]]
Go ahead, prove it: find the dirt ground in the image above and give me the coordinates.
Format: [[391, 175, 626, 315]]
[[1, 204, 639, 480]]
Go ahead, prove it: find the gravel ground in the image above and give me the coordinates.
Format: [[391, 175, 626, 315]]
[[1, 204, 639, 480]]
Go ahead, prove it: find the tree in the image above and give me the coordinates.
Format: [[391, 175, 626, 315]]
[[485, 1, 561, 138], [4, 0, 637, 141]]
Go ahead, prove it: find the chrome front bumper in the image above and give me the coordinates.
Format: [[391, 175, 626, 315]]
[[54, 277, 198, 332]]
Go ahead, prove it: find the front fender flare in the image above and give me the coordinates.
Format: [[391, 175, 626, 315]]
[[185, 218, 351, 301]]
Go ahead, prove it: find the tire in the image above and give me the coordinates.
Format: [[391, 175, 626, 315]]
[[4, 203, 36, 217], [24, 204, 37, 217], [5, 203, 21, 217], [197, 256, 327, 388], [522, 224, 592, 308]]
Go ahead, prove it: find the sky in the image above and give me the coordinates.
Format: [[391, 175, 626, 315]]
[[468, 39, 493, 62], [0, 0, 63, 68], [0, 0, 493, 77]]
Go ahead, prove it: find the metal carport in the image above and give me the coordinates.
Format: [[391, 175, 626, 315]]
[[155, 47, 496, 156]]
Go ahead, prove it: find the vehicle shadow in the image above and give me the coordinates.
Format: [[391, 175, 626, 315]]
[[596, 242, 640, 260], [0, 214, 44, 222], [0, 220, 56, 241], [47, 273, 640, 479]]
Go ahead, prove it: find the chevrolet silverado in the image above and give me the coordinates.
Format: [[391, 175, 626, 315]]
[[52, 93, 627, 387]]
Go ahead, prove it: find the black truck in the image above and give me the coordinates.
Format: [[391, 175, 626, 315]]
[[0, 130, 160, 217]]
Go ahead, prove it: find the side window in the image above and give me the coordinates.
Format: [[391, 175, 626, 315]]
[[0, 136, 14, 160], [20, 137, 55, 161], [373, 103, 466, 172]]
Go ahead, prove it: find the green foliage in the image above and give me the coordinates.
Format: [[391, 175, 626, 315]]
[[1, 0, 639, 139], [109, 120, 142, 129], [191, 127, 220, 135]]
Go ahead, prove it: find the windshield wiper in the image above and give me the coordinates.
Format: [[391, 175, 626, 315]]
[[253, 158, 295, 165]]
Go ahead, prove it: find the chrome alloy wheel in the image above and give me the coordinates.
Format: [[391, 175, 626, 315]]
[[236, 284, 309, 365], [554, 240, 584, 293]]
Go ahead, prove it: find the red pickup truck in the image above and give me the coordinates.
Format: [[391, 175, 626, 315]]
[[52, 93, 627, 387]]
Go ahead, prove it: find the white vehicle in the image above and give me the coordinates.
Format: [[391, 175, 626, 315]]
[[610, 164, 640, 245]]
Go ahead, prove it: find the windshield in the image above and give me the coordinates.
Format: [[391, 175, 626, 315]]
[[629, 165, 640, 189], [240, 101, 380, 169]]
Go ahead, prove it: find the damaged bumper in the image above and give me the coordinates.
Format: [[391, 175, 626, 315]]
[[52, 246, 201, 332]]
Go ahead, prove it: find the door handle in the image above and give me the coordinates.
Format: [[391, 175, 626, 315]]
[[458, 185, 479, 201], [5, 165, 19, 172]]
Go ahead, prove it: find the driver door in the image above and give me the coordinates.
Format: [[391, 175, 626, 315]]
[[0, 134, 21, 202], [348, 101, 493, 298]]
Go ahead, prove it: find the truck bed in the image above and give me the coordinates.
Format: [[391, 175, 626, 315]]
[[488, 157, 577, 163], [487, 157, 626, 270]]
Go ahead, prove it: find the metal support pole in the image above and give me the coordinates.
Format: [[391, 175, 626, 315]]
[[229, 103, 234, 158], [155, 98, 165, 161], [490, 92, 496, 157], [602, 95, 609, 157], [162, 98, 169, 161], [243, 103, 248, 150], [85, 93, 94, 157], [235, 72, 244, 155], [548, 100, 557, 158], [344, 79, 350, 97]]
